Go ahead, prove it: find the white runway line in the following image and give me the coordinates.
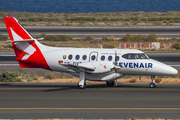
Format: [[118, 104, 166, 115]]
[[0, 64, 19, 66], [0, 55, 15, 56]]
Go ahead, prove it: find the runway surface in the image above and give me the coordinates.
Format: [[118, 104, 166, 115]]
[[0, 83, 180, 119], [0, 52, 180, 119], [1, 26, 180, 38]]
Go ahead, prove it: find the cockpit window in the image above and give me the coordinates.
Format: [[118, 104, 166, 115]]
[[122, 53, 149, 59], [139, 54, 148, 59]]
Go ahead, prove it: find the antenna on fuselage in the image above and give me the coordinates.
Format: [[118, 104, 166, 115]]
[[100, 45, 103, 49]]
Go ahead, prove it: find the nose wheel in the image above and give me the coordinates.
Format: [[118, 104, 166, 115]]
[[149, 75, 157, 88], [77, 72, 86, 89], [149, 83, 157, 88], [77, 82, 86, 89]]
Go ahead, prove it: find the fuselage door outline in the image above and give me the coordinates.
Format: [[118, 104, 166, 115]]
[[89, 52, 98, 62]]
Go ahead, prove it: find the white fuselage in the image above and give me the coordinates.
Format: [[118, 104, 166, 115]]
[[37, 42, 178, 81]]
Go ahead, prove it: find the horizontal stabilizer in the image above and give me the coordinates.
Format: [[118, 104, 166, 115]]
[[6, 39, 36, 43]]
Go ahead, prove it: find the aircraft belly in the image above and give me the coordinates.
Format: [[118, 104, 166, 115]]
[[71, 72, 124, 81], [118, 68, 148, 75]]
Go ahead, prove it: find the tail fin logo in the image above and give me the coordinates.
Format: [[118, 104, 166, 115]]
[[10, 27, 36, 60]]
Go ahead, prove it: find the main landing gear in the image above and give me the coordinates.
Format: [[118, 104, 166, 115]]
[[77, 72, 86, 89], [149, 75, 157, 88], [106, 81, 115, 86]]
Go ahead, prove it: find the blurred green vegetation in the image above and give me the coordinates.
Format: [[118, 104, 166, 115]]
[[171, 43, 180, 50], [103, 44, 116, 48], [102, 36, 116, 42], [0, 44, 13, 50], [0, 71, 32, 82], [41, 34, 73, 41], [83, 35, 93, 41], [0, 34, 8, 41], [0, 71, 21, 82], [120, 33, 158, 42], [1, 11, 180, 26], [47, 73, 56, 79], [74, 45, 83, 48]]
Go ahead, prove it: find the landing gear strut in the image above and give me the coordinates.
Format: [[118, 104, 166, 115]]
[[149, 75, 157, 88], [106, 81, 115, 86], [77, 72, 86, 89]]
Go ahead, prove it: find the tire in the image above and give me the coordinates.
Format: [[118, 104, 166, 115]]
[[149, 83, 156, 88], [106, 81, 115, 86], [77, 82, 86, 89]]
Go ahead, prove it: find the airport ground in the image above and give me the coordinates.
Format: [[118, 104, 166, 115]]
[[1, 26, 180, 119], [0, 52, 180, 119], [0, 83, 180, 119], [1, 26, 180, 38]]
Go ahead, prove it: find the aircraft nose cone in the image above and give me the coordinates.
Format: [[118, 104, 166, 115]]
[[170, 67, 178, 75]]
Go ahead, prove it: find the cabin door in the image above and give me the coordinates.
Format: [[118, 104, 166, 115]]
[[89, 52, 98, 62]]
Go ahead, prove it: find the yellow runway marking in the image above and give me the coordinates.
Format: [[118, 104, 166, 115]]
[[0, 108, 180, 110]]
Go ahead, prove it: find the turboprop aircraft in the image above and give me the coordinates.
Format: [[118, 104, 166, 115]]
[[3, 17, 178, 89]]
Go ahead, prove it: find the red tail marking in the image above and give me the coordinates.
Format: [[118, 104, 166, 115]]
[[4, 17, 51, 70]]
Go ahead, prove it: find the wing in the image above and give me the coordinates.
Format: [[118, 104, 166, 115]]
[[61, 64, 95, 72], [61, 62, 121, 74]]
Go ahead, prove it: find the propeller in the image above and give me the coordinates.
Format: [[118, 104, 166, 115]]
[[114, 50, 118, 86], [115, 50, 117, 65]]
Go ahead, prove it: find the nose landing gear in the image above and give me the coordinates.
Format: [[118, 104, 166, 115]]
[[77, 72, 86, 89], [149, 75, 157, 88], [77, 82, 86, 89]]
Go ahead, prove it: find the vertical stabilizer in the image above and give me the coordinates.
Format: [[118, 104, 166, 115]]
[[3, 17, 51, 70], [4, 17, 33, 41]]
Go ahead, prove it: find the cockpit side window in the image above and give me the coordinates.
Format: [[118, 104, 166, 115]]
[[122, 53, 148, 59], [139, 54, 148, 59], [129, 54, 140, 59]]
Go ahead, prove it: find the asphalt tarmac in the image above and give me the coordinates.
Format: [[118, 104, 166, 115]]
[[1, 26, 180, 38], [0, 83, 180, 119], [0, 52, 180, 119]]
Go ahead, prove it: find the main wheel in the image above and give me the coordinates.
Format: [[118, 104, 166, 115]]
[[106, 81, 115, 86], [149, 83, 157, 88], [77, 82, 86, 89]]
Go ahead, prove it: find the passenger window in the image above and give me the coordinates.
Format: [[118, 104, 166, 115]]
[[108, 56, 112, 61], [68, 54, 73, 60], [101, 56, 105, 61], [116, 56, 119, 61], [76, 55, 80, 60], [82, 55, 87, 60], [91, 55, 96, 61]]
